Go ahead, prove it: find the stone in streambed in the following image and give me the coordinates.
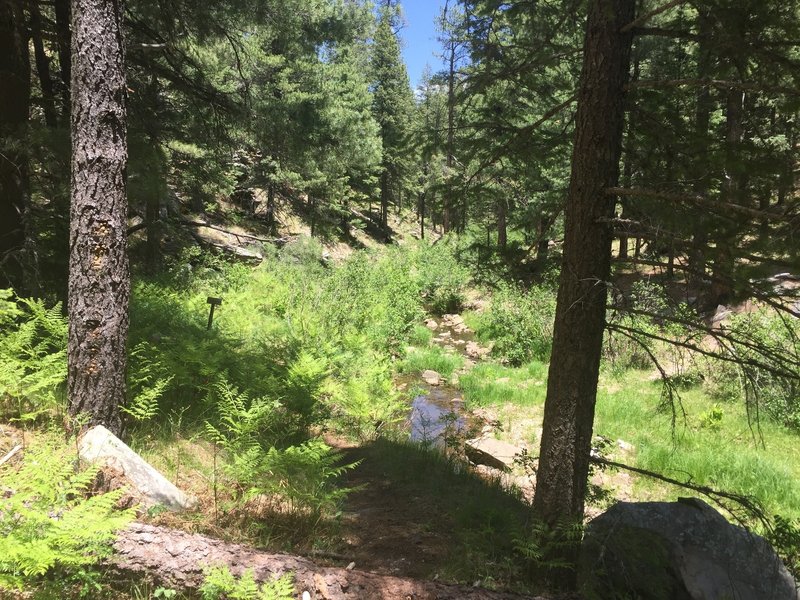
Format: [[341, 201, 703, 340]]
[[421, 370, 442, 386]]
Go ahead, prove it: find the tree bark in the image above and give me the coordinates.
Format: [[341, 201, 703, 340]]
[[0, 0, 30, 292], [497, 197, 507, 250], [112, 523, 550, 600], [67, 0, 129, 437], [532, 0, 635, 586]]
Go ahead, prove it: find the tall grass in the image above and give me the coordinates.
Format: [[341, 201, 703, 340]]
[[594, 373, 800, 519], [459, 362, 548, 408]]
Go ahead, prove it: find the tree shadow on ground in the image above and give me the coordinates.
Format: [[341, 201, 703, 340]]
[[334, 437, 539, 593]]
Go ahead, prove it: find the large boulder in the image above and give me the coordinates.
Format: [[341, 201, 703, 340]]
[[580, 498, 799, 600]]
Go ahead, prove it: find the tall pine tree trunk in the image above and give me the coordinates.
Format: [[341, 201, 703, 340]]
[[67, 0, 129, 436], [532, 0, 635, 586], [55, 0, 71, 115], [0, 0, 30, 292], [30, 0, 59, 129]]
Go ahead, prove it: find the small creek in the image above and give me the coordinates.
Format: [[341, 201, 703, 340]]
[[403, 314, 489, 445]]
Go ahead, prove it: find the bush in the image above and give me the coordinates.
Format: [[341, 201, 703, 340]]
[[472, 283, 555, 366], [718, 310, 800, 430], [410, 240, 471, 315]]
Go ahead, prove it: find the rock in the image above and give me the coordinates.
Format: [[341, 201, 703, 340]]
[[580, 499, 799, 600], [421, 370, 441, 386], [425, 319, 439, 331], [79, 425, 196, 510], [465, 438, 523, 472], [465, 341, 490, 359], [711, 304, 732, 324], [443, 314, 464, 326], [617, 439, 635, 453]]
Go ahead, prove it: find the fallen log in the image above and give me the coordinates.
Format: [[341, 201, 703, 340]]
[[113, 522, 554, 600]]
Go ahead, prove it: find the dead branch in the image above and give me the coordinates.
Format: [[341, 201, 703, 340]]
[[607, 186, 797, 222], [589, 457, 768, 528]]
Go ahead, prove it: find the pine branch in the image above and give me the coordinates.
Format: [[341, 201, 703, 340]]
[[621, 0, 689, 33], [627, 78, 800, 96]]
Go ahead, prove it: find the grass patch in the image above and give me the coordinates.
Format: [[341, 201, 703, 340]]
[[400, 346, 464, 379], [594, 371, 800, 519], [459, 361, 548, 408]]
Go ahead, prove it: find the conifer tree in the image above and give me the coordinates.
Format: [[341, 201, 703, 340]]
[[68, 0, 130, 436], [370, 2, 414, 228]]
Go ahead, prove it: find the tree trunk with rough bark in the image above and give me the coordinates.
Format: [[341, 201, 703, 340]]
[[67, 0, 129, 437], [0, 0, 30, 292], [112, 523, 555, 600], [532, 0, 635, 587]]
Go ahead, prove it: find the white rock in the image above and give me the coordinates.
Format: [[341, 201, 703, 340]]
[[79, 425, 196, 510]]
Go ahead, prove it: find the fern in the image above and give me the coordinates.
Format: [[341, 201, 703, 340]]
[[124, 341, 174, 422], [200, 566, 294, 600], [0, 436, 134, 591], [0, 290, 68, 421]]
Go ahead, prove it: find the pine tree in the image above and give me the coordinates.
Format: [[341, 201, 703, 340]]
[[68, 0, 130, 436], [0, 0, 30, 291], [532, 0, 636, 587], [370, 2, 414, 228]]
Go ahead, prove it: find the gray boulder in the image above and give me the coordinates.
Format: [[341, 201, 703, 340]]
[[580, 498, 799, 600]]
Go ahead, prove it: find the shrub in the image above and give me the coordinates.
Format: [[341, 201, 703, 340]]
[[410, 240, 471, 314], [472, 283, 555, 366], [717, 310, 800, 430]]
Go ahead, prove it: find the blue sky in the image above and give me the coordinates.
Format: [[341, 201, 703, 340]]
[[399, 0, 448, 89]]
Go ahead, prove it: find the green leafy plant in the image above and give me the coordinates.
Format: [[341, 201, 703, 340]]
[[0, 290, 67, 421], [124, 341, 174, 423], [472, 283, 555, 366], [698, 404, 725, 431], [200, 566, 294, 600], [0, 436, 134, 592], [204, 380, 356, 537]]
